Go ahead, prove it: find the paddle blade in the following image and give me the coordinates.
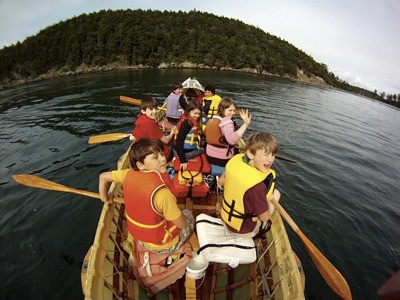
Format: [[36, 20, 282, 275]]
[[12, 174, 124, 203], [12, 174, 100, 198], [298, 231, 352, 300], [271, 199, 352, 299], [119, 96, 142, 106], [88, 133, 130, 144], [13, 174, 72, 192]]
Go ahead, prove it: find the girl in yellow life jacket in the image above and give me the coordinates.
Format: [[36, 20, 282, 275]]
[[205, 97, 252, 176], [219, 132, 282, 237], [173, 101, 205, 172]]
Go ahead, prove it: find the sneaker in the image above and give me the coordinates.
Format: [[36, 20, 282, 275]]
[[216, 176, 224, 196], [203, 174, 215, 188]]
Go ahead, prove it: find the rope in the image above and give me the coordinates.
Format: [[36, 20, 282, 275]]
[[255, 239, 272, 300], [184, 275, 206, 289]]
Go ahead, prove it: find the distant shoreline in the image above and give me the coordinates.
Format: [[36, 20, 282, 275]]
[[0, 62, 330, 91]]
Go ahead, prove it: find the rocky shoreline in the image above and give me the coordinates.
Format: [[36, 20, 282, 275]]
[[0, 61, 330, 90]]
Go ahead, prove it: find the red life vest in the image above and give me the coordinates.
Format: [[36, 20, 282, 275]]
[[174, 114, 200, 150], [123, 169, 180, 245]]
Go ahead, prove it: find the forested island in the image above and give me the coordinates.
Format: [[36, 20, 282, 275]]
[[0, 9, 398, 107]]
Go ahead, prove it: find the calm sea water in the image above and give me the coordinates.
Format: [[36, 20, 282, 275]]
[[1, 70, 399, 299]]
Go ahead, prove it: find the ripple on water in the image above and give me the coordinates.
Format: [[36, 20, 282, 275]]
[[0, 70, 399, 299]]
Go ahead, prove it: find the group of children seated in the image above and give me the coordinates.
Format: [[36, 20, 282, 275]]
[[129, 81, 252, 176], [98, 81, 281, 294]]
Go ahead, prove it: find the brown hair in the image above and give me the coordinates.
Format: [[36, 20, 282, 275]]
[[204, 85, 216, 94], [184, 101, 202, 116], [184, 101, 203, 133], [246, 132, 280, 155], [217, 97, 236, 116], [172, 81, 183, 91], [140, 97, 158, 111], [129, 139, 165, 170]]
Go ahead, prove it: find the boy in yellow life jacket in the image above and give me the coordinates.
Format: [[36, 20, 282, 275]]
[[202, 84, 222, 126], [218, 131, 281, 237]]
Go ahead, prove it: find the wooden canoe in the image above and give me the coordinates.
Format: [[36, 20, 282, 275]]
[[81, 145, 305, 299]]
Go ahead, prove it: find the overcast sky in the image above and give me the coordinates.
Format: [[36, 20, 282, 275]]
[[1, 0, 399, 95]]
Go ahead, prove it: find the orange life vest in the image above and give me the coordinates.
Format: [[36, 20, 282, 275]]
[[123, 169, 180, 245], [205, 115, 227, 147]]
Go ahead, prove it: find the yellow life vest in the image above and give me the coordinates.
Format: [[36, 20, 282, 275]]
[[221, 154, 276, 232], [203, 94, 222, 119]]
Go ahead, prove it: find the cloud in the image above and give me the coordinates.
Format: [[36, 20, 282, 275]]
[[0, 0, 399, 94]]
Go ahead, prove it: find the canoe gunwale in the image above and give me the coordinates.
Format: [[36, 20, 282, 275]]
[[82, 146, 305, 299]]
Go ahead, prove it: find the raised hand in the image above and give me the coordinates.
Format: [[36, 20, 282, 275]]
[[239, 109, 252, 126]]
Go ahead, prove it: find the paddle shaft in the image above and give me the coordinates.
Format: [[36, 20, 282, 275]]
[[12, 174, 124, 204], [275, 155, 297, 164], [88, 133, 131, 144], [120, 95, 243, 115], [270, 199, 352, 300]]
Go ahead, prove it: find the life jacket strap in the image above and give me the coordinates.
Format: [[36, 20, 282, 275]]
[[222, 198, 255, 221], [197, 243, 256, 254]]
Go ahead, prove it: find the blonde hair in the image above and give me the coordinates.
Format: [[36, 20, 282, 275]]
[[246, 132, 279, 155]]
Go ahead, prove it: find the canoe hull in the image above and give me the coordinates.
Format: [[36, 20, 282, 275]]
[[81, 147, 305, 299]]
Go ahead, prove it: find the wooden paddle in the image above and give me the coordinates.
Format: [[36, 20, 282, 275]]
[[274, 155, 297, 164], [119, 95, 242, 114], [12, 174, 124, 204], [88, 132, 131, 144], [270, 198, 352, 300], [120, 95, 142, 106]]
